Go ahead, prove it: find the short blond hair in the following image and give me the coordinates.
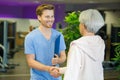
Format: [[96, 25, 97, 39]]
[[36, 4, 55, 16]]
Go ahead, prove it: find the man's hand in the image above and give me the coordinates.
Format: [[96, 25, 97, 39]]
[[52, 54, 59, 65], [49, 67, 61, 78]]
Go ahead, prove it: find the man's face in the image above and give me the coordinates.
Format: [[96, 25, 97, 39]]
[[38, 10, 55, 28]]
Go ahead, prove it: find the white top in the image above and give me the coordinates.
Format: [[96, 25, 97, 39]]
[[61, 35, 105, 80]]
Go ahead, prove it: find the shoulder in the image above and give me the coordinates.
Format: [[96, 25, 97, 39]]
[[52, 28, 61, 34], [52, 28, 63, 37], [70, 38, 82, 45], [70, 37, 86, 49], [25, 28, 38, 40]]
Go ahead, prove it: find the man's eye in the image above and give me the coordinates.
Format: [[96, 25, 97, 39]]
[[51, 16, 54, 18], [46, 16, 50, 18]]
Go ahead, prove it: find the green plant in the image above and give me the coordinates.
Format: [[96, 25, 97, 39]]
[[112, 32, 120, 78], [58, 11, 81, 80], [112, 42, 120, 70], [59, 11, 81, 52]]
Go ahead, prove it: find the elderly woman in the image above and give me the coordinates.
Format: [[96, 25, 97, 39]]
[[60, 9, 105, 80]]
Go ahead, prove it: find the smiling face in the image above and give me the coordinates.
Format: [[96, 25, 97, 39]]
[[38, 10, 55, 28]]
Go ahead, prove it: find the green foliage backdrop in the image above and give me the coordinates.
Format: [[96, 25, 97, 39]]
[[112, 19, 120, 78], [59, 11, 81, 80], [112, 32, 120, 78], [59, 11, 81, 53]]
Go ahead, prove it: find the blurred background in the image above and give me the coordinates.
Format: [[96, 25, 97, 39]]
[[0, 0, 120, 80]]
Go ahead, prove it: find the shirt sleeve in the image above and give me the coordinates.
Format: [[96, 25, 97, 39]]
[[55, 34, 66, 55], [59, 34, 66, 53], [24, 35, 35, 54], [64, 44, 83, 80]]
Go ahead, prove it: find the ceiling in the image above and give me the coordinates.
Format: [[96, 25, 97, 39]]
[[0, 0, 119, 19], [0, 0, 120, 11], [0, 0, 120, 5]]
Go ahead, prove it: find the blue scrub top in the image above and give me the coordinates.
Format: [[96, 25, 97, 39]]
[[24, 28, 66, 80]]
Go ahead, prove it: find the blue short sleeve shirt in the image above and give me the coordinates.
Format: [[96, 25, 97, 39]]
[[24, 28, 66, 80]]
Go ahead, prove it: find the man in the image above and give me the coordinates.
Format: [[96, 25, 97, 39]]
[[24, 4, 66, 80]]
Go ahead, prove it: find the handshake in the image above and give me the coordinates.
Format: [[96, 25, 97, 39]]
[[49, 54, 66, 78], [49, 67, 66, 78]]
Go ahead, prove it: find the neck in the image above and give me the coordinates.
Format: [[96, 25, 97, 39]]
[[83, 31, 95, 36], [39, 25, 52, 40], [39, 26, 51, 33]]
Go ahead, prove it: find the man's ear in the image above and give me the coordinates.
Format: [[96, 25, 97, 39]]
[[37, 15, 41, 21]]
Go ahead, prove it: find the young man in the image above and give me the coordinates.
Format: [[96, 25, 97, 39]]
[[24, 4, 66, 80]]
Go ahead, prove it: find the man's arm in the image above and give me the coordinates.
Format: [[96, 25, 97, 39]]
[[52, 50, 66, 65], [58, 50, 66, 64], [26, 54, 61, 78], [26, 54, 50, 72]]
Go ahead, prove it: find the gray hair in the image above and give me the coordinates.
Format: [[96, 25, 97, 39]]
[[79, 9, 104, 33]]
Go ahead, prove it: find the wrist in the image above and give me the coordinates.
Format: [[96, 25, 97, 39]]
[[46, 66, 51, 73], [57, 58, 61, 64]]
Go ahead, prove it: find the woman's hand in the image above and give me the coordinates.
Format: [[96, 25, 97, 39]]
[[49, 67, 61, 78]]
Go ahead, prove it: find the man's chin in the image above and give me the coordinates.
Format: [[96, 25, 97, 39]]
[[47, 25, 52, 28]]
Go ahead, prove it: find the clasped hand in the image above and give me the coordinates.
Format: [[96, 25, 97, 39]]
[[49, 54, 61, 78], [49, 67, 61, 78]]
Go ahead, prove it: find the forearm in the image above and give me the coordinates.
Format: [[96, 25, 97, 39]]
[[26, 54, 50, 72], [58, 56, 66, 64], [58, 51, 66, 64], [28, 59, 50, 72]]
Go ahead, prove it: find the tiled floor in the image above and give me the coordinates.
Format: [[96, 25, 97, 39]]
[[104, 69, 120, 80], [0, 49, 120, 80], [0, 49, 30, 80]]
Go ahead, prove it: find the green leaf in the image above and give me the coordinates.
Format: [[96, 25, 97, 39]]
[[59, 11, 81, 54]]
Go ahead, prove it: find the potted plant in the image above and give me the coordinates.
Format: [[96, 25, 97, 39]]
[[58, 11, 81, 80], [59, 11, 81, 53]]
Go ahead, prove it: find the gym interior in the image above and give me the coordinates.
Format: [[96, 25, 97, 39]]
[[0, 0, 120, 80]]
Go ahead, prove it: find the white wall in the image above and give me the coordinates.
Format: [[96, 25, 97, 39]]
[[0, 11, 120, 34], [0, 18, 40, 32], [105, 11, 120, 35]]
